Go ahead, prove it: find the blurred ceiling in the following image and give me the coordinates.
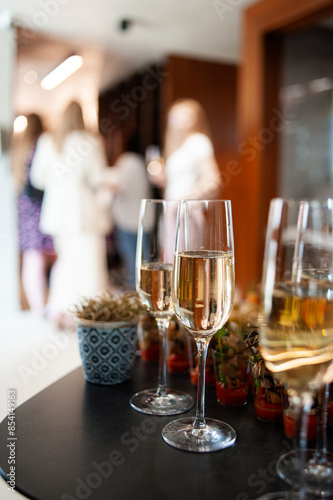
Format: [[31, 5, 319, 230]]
[[1, 0, 256, 126]]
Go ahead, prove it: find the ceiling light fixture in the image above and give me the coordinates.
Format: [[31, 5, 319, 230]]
[[41, 55, 83, 90]]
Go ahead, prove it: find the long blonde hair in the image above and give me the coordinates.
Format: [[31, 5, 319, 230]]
[[53, 101, 85, 153], [11, 113, 43, 191], [164, 98, 211, 159]]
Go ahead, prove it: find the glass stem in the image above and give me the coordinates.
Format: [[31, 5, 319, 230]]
[[193, 338, 209, 429], [292, 391, 313, 496], [156, 318, 169, 397], [313, 383, 329, 464]]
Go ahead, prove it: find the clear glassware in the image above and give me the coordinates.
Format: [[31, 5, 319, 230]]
[[256, 198, 333, 500], [303, 383, 333, 496], [279, 383, 333, 498], [130, 199, 194, 415], [162, 199, 236, 452]]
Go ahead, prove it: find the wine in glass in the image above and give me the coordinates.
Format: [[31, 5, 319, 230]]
[[162, 199, 236, 452], [257, 198, 333, 499], [130, 199, 194, 415]]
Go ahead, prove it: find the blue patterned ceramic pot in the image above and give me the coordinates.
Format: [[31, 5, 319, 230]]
[[76, 319, 138, 385]]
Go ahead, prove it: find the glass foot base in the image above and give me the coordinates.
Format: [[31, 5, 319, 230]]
[[130, 388, 194, 416], [277, 449, 333, 498], [162, 417, 236, 453]]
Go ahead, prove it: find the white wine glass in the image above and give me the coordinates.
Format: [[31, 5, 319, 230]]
[[162, 199, 236, 452], [257, 198, 333, 499], [300, 383, 333, 497], [130, 199, 194, 415], [278, 383, 333, 498]]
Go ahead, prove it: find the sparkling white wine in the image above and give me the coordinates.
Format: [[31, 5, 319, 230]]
[[138, 262, 173, 318], [260, 280, 333, 391], [173, 250, 234, 337]]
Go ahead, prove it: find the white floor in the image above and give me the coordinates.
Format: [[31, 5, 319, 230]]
[[0, 311, 81, 500]]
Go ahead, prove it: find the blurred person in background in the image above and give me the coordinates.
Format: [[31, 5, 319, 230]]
[[104, 134, 152, 289], [30, 101, 110, 328], [151, 98, 220, 200], [11, 113, 55, 316], [149, 98, 221, 259]]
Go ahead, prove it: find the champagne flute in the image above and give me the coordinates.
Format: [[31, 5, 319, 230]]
[[162, 199, 236, 452], [278, 364, 333, 496], [257, 198, 333, 500], [130, 199, 194, 415], [301, 383, 333, 497]]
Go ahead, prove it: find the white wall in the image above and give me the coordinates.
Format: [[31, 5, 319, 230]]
[[0, 23, 15, 129], [0, 25, 20, 313]]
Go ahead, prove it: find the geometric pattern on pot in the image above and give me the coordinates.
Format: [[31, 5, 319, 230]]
[[77, 324, 138, 385]]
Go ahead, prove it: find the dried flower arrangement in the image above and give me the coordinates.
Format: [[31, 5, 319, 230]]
[[73, 291, 144, 323]]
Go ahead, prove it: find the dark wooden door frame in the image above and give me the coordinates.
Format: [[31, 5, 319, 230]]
[[235, 0, 333, 294]]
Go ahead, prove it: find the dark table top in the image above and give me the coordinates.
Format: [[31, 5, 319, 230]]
[[1, 357, 326, 500]]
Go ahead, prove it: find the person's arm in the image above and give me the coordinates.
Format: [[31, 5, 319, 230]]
[[103, 166, 121, 192], [29, 135, 49, 190], [11, 146, 25, 194], [148, 168, 166, 190]]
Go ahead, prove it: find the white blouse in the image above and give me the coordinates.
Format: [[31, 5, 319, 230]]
[[164, 133, 219, 200]]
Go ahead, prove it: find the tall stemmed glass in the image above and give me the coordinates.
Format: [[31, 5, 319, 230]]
[[257, 198, 333, 499], [276, 383, 333, 497], [130, 199, 194, 415], [300, 383, 333, 497], [162, 200, 236, 452]]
